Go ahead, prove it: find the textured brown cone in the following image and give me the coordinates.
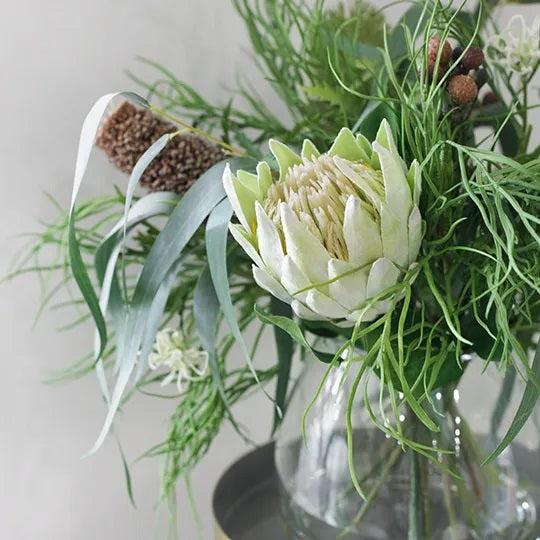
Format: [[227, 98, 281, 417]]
[[448, 75, 478, 105], [96, 102, 225, 194], [428, 37, 452, 66]]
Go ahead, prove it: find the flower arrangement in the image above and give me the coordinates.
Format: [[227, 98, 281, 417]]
[[13, 0, 540, 537]]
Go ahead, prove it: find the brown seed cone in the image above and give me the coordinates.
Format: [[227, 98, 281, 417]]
[[448, 75, 478, 105], [96, 102, 225, 195], [482, 91, 499, 106], [462, 46, 484, 71], [426, 62, 448, 84], [428, 37, 452, 66]]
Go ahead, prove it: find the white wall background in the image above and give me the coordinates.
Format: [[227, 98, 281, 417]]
[[0, 1, 538, 539]]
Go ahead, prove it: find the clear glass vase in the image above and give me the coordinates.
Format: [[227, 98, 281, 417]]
[[275, 353, 540, 539]]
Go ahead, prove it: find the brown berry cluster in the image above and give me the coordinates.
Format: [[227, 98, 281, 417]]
[[426, 37, 489, 107]]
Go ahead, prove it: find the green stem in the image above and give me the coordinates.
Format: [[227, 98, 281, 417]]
[[338, 444, 403, 539], [441, 454, 460, 540], [519, 76, 533, 155]]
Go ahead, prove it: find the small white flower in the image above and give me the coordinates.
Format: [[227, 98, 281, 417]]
[[148, 329, 209, 393], [488, 15, 540, 77]]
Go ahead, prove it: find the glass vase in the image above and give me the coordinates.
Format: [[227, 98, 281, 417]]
[[275, 353, 540, 539]]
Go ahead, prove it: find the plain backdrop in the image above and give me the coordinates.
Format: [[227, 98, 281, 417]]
[[0, 1, 538, 539]]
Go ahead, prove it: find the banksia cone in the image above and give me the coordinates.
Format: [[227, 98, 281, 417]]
[[428, 37, 452, 66], [96, 102, 225, 195], [462, 46, 484, 70], [427, 63, 448, 83], [482, 91, 499, 106], [448, 75, 478, 105], [474, 68, 488, 89]]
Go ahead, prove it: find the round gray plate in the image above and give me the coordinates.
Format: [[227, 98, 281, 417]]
[[213, 442, 286, 540]]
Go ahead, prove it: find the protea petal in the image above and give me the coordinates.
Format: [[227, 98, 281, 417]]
[[252, 265, 291, 304], [256, 161, 273, 197], [291, 299, 326, 321], [280, 203, 330, 285], [305, 289, 349, 320], [223, 165, 256, 232], [301, 139, 320, 161], [380, 203, 409, 268], [255, 202, 284, 277], [347, 306, 379, 324], [237, 169, 262, 199], [229, 223, 264, 268], [366, 257, 400, 299], [333, 157, 382, 210], [343, 196, 383, 265], [356, 133, 373, 159], [281, 255, 311, 303], [269, 139, 302, 181], [408, 206, 422, 263], [328, 258, 368, 311], [407, 160, 422, 206], [374, 119, 405, 172], [223, 165, 249, 232], [329, 127, 369, 162], [372, 141, 412, 223]]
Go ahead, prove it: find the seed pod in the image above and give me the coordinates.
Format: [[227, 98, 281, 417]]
[[428, 37, 452, 66], [474, 68, 488, 89], [462, 46, 484, 70], [448, 63, 469, 78], [426, 62, 448, 83], [448, 75, 478, 105], [96, 102, 225, 195], [482, 91, 499, 106], [452, 45, 465, 63]]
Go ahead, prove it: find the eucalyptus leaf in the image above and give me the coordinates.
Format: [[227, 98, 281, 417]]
[[69, 92, 150, 361], [206, 194, 269, 389], [87, 159, 234, 455], [194, 266, 231, 416], [136, 257, 184, 381], [93, 192, 180, 397]]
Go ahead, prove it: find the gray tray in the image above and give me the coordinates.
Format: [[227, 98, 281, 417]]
[[212, 441, 540, 540], [213, 442, 285, 540]]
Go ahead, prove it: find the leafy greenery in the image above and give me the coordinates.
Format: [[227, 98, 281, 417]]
[[9, 0, 540, 528]]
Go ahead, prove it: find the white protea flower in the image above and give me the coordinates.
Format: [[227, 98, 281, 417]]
[[223, 119, 422, 327], [148, 329, 209, 393], [488, 15, 540, 77]]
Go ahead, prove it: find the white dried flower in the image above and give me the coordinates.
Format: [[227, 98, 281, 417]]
[[488, 15, 540, 77], [223, 120, 422, 327], [148, 329, 209, 393]]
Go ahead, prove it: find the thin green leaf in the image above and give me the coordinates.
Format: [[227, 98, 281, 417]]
[[254, 305, 334, 364], [490, 367, 516, 437], [115, 437, 136, 509], [483, 343, 540, 465]]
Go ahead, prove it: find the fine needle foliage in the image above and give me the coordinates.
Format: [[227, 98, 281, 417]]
[[9, 0, 540, 534]]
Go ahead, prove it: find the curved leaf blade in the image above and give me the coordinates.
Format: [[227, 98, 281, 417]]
[[69, 91, 150, 360], [483, 344, 540, 465], [87, 160, 235, 455]]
